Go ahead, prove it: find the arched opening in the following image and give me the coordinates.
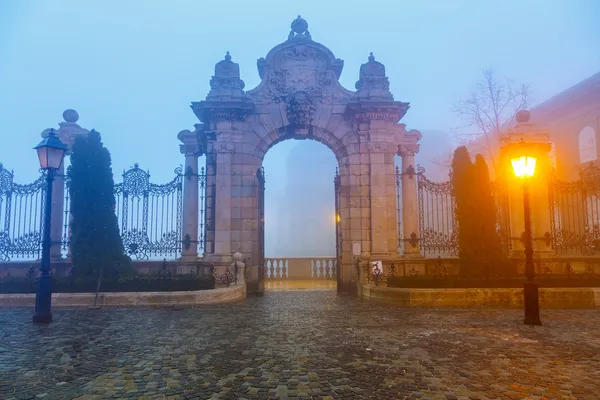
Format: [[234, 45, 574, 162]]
[[262, 139, 338, 291], [579, 126, 597, 164]]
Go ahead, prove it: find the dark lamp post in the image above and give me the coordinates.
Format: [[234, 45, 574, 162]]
[[510, 153, 542, 326], [32, 128, 67, 323]]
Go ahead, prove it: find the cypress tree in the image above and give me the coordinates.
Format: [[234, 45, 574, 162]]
[[451, 146, 476, 276], [473, 154, 506, 277], [68, 130, 132, 279]]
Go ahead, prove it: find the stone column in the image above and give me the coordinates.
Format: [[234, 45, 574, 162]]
[[399, 143, 420, 257], [49, 163, 65, 262], [368, 142, 400, 259], [178, 131, 202, 261]]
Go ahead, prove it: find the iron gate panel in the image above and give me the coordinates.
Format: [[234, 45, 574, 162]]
[[549, 165, 600, 254], [0, 166, 46, 261], [198, 166, 207, 254], [114, 164, 183, 260], [257, 167, 266, 283], [417, 166, 458, 257]]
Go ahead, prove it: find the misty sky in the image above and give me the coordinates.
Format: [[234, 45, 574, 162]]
[[1, 0, 598, 257]]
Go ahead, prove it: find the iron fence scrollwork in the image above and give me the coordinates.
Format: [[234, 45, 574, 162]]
[[416, 165, 458, 257], [114, 164, 183, 260], [0, 165, 46, 261], [549, 164, 600, 255]]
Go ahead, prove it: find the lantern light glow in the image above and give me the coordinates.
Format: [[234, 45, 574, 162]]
[[511, 155, 537, 178]]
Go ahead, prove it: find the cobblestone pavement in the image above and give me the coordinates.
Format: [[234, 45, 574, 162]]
[[1, 292, 600, 400]]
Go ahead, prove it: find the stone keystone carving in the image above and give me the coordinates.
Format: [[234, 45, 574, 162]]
[[286, 91, 316, 125]]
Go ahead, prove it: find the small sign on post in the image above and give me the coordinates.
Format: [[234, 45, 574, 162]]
[[352, 242, 361, 257]]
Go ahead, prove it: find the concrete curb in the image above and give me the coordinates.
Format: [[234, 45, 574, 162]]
[[362, 285, 600, 308], [0, 285, 246, 307]]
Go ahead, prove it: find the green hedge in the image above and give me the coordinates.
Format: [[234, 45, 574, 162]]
[[387, 275, 600, 289], [0, 274, 215, 294]]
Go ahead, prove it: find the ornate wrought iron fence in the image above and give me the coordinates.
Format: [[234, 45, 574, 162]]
[[198, 166, 207, 254], [114, 164, 183, 260], [395, 166, 403, 253], [549, 165, 600, 255], [0, 166, 46, 261], [416, 166, 458, 257], [62, 175, 71, 258]]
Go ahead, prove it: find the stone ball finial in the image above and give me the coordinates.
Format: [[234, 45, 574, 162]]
[[515, 109, 531, 123], [291, 15, 308, 34], [63, 109, 79, 123], [232, 251, 243, 262]]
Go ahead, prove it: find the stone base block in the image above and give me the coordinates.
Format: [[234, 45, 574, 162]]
[[0, 285, 246, 307], [362, 285, 600, 308]]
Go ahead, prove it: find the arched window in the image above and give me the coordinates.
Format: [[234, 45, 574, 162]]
[[579, 126, 597, 164]]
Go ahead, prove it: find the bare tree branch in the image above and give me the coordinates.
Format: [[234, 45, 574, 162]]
[[451, 69, 531, 174]]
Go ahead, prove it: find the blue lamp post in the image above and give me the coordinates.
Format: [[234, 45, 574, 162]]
[[33, 128, 67, 323]]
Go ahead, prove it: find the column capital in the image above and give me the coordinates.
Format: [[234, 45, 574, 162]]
[[398, 143, 420, 157], [178, 129, 204, 156]]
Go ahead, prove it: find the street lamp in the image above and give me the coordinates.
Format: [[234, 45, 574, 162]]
[[511, 153, 542, 326], [33, 128, 68, 323]]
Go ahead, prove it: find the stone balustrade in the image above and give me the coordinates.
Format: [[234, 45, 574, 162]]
[[264, 258, 337, 280]]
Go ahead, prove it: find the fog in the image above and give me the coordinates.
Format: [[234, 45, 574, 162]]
[[1, 0, 598, 258]]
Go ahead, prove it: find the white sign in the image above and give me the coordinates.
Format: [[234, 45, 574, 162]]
[[352, 243, 361, 256]]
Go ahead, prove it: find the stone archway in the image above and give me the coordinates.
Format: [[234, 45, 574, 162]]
[[178, 16, 422, 296]]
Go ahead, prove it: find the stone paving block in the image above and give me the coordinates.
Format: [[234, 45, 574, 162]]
[[1, 292, 600, 399]]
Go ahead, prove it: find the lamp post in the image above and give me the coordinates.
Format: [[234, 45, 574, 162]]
[[511, 154, 542, 326], [33, 129, 68, 323]]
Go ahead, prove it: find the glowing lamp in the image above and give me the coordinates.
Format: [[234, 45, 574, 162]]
[[511, 155, 537, 178]]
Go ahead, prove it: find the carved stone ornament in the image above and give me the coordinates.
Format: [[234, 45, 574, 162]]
[[286, 91, 316, 125], [246, 17, 352, 108], [355, 53, 393, 100], [288, 15, 311, 41], [215, 142, 236, 153], [207, 52, 246, 100]]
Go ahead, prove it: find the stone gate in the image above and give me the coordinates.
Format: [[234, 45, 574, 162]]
[[177, 16, 422, 295]]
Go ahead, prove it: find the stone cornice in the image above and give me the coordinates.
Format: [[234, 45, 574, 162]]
[[190, 99, 255, 123], [345, 101, 410, 123]]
